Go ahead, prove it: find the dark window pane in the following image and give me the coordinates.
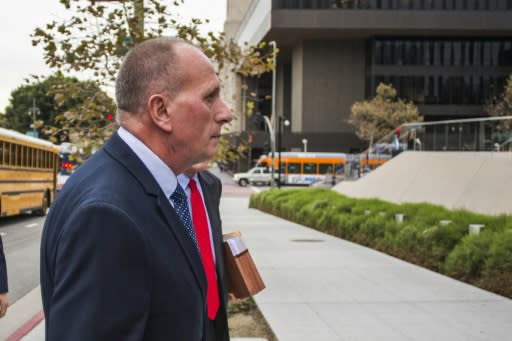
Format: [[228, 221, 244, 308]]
[[303, 163, 318, 174], [319, 164, 333, 174], [287, 163, 301, 174]]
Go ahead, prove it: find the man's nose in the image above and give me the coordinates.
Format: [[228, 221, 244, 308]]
[[217, 99, 233, 123]]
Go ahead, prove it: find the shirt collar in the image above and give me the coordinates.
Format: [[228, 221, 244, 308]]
[[177, 173, 200, 191], [117, 127, 178, 198]]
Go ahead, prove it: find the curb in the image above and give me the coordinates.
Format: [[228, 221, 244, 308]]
[[5, 310, 44, 341]]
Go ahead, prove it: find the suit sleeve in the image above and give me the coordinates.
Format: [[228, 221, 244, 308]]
[[47, 203, 151, 341], [0, 236, 7, 294]]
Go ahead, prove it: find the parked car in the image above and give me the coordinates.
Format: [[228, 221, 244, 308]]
[[233, 167, 274, 186]]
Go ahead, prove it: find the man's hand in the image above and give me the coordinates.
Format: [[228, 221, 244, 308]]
[[0, 293, 8, 318]]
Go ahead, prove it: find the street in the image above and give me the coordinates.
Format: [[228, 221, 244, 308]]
[[0, 214, 44, 305]]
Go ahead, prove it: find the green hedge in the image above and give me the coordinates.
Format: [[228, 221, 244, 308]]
[[249, 188, 512, 299]]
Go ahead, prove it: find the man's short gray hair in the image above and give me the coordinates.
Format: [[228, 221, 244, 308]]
[[115, 37, 190, 115]]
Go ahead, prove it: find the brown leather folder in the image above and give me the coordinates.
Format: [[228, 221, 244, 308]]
[[222, 231, 265, 299]]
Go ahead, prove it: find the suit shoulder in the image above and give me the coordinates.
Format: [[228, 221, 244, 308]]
[[200, 170, 220, 184]]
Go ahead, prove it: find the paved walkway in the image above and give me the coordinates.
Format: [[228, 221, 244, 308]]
[[5, 195, 512, 340], [221, 197, 512, 341]]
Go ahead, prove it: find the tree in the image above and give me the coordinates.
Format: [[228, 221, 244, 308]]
[[31, 0, 277, 159], [4, 74, 115, 149], [486, 74, 512, 118], [485, 74, 512, 147], [348, 83, 423, 150]]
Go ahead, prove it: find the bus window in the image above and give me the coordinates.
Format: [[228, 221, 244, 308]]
[[303, 162, 317, 174], [335, 163, 344, 173], [5, 143, 10, 165], [287, 163, 301, 174], [15, 144, 21, 167], [319, 163, 333, 174]]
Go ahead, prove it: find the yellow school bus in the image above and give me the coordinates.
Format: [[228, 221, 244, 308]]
[[0, 127, 59, 217]]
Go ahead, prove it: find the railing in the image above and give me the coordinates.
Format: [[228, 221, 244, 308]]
[[345, 115, 512, 180]]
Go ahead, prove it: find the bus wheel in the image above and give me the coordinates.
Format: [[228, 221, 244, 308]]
[[35, 192, 49, 216], [238, 179, 249, 187]]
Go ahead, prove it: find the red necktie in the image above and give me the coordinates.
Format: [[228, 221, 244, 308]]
[[188, 179, 220, 320]]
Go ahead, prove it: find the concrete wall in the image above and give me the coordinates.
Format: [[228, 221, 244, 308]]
[[301, 39, 365, 133], [291, 43, 304, 132], [334, 151, 512, 215], [224, 0, 252, 38], [234, 0, 272, 46]]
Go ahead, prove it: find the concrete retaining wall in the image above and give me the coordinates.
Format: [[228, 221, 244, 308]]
[[334, 151, 512, 215]]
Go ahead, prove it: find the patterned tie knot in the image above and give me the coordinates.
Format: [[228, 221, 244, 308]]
[[170, 184, 197, 248], [170, 184, 187, 203]]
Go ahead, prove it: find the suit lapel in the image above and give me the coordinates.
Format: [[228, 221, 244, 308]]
[[103, 133, 206, 296]]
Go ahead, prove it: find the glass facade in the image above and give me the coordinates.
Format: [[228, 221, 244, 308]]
[[273, 0, 512, 10], [368, 38, 512, 105]]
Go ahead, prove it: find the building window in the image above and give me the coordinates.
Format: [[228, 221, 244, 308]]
[[370, 37, 512, 105]]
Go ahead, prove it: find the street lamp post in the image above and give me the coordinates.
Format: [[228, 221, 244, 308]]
[[277, 116, 290, 189], [302, 138, 308, 152], [269, 40, 278, 187], [28, 98, 40, 137], [262, 115, 276, 187]]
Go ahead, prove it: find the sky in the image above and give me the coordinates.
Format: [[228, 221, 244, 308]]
[[0, 0, 227, 112]]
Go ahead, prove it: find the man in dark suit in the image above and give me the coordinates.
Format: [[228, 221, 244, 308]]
[[180, 163, 230, 341], [40, 37, 232, 340], [0, 235, 8, 319]]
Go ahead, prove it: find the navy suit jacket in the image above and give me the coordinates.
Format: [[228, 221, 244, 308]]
[[41, 133, 209, 340], [0, 235, 7, 294], [197, 171, 230, 341]]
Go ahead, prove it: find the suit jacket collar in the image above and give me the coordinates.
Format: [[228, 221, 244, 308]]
[[103, 133, 207, 297]]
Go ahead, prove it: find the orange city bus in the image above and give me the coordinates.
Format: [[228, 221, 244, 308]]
[[257, 152, 346, 185], [0, 127, 59, 217]]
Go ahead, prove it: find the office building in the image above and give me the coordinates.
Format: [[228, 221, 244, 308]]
[[224, 0, 512, 163]]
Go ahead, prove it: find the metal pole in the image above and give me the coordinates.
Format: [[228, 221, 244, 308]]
[[277, 116, 282, 189], [32, 98, 36, 132], [269, 41, 277, 188], [263, 115, 276, 187]]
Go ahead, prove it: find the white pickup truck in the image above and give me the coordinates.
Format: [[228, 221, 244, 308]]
[[233, 167, 274, 186]]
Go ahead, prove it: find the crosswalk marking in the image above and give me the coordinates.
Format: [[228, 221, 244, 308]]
[[25, 223, 39, 228]]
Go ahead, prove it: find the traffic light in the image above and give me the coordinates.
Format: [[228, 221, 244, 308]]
[[104, 112, 114, 121]]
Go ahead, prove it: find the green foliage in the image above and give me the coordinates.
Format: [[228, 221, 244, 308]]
[[227, 297, 257, 315], [31, 0, 277, 162], [486, 73, 512, 118], [444, 232, 494, 279], [348, 83, 423, 148], [483, 228, 512, 274], [250, 188, 512, 298], [4, 74, 115, 151]]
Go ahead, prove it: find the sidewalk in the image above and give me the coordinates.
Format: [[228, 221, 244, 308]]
[[220, 197, 512, 340], [6, 196, 512, 340]]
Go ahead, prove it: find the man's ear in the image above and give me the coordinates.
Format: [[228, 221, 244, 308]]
[[147, 94, 173, 132]]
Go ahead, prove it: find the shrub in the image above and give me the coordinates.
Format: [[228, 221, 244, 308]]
[[249, 188, 512, 298], [483, 229, 512, 274], [444, 232, 494, 280]]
